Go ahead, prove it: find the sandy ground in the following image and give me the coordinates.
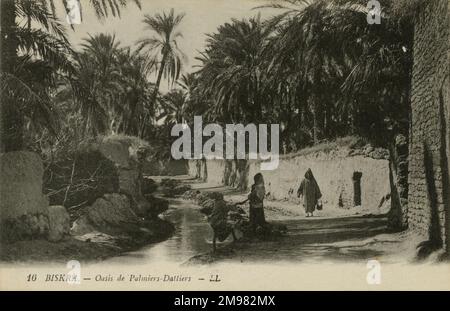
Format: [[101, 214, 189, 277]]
[[0, 176, 433, 265], [183, 179, 426, 265]]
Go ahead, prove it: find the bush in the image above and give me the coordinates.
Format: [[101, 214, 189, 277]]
[[43, 149, 119, 219]]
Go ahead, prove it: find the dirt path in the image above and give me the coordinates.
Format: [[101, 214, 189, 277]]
[[181, 178, 421, 265]]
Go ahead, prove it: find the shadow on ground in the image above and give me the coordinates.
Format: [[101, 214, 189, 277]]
[[189, 214, 394, 264]]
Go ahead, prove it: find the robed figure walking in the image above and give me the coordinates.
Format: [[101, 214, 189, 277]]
[[297, 168, 322, 217]]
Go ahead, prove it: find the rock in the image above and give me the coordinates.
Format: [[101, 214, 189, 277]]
[[73, 231, 122, 248], [117, 168, 139, 197], [47, 206, 71, 242], [70, 216, 96, 236], [131, 197, 152, 217], [97, 137, 132, 169], [71, 194, 140, 236], [142, 178, 158, 195], [0, 151, 50, 242], [197, 192, 223, 206], [160, 178, 179, 188], [160, 179, 191, 197], [182, 189, 201, 200], [87, 136, 151, 197], [174, 185, 192, 194]]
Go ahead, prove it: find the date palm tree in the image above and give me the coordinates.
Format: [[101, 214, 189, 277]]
[[70, 34, 155, 137], [264, 0, 413, 144], [1, 0, 73, 152], [195, 16, 270, 124], [136, 8, 186, 138], [70, 34, 122, 137], [0, 0, 141, 152], [43, 0, 142, 21], [160, 89, 186, 126]]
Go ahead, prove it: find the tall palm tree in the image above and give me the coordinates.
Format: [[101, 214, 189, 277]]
[[0, 0, 141, 152], [195, 16, 270, 124], [70, 33, 155, 137], [160, 89, 186, 126], [42, 0, 142, 21], [177, 73, 208, 122], [1, 0, 73, 152], [115, 48, 155, 135], [137, 8, 185, 138], [70, 34, 122, 136], [263, 0, 412, 144]]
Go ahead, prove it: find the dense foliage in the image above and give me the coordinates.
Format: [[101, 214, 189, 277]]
[[1, 0, 414, 158]]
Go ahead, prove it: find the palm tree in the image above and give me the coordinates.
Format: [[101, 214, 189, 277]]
[[195, 16, 270, 124], [137, 8, 185, 138], [177, 73, 208, 121], [70, 34, 155, 137], [1, 0, 73, 152], [43, 0, 142, 21], [0, 0, 141, 152], [160, 89, 186, 126], [115, 48, 155, 135], [263, 0, 413, 144]]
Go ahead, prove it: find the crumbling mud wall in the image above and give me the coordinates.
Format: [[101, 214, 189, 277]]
[[408, 0, 450, 254], [0, 152, 50, 241], [1, 135, 169, 247], [0, 152, 71, 243]]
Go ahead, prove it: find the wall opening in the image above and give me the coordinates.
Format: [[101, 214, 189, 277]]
[[352, 171, 362, 207]]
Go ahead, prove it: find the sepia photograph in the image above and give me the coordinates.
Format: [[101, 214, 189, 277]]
[[0, 0, 449, 292]]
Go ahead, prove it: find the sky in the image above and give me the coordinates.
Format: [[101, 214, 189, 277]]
[[52, 0, 280, 89]]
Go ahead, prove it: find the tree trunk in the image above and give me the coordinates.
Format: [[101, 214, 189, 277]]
[[311, 94, 322, 144], [350, 99, 358, 135], [1, 0, 22, 152], [140, 51, 168, 138], [387, 133, 409, 231]]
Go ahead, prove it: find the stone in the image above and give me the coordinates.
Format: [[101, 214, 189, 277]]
[[71, 193, 140, 236], [142, 178, 158, 195], [46, 206, 71, 242], [97, 138, 132, 169], [73, 231, 122, 248], [118, 168, 139, 197]]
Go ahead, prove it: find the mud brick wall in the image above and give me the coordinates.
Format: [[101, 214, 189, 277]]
[[188, 146, 390, 212], [408, 0, 450, 252]]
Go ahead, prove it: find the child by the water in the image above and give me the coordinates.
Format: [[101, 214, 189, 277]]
[[207, 193, 237, 251]]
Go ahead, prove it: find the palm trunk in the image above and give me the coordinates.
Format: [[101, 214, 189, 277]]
[[1, 0, 22, 152], [387, 133, 409, 231], [140, 52, 168, 138], [311, 94, 321, 144]]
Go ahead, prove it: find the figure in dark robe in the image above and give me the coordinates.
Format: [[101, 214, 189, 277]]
[[248, 173, 267, 233], [297, 168, 322, 217]]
